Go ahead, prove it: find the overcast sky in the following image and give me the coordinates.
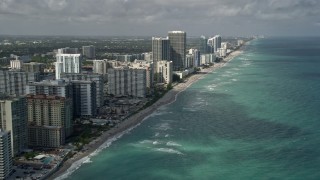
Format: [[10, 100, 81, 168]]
[[0, 0, 319, 37]]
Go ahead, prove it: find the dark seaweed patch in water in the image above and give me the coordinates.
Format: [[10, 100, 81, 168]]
[[296, 72, 320, 79], [178, 91, 304, 141]]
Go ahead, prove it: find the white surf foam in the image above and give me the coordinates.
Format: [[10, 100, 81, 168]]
[[152, 141, 161, 145], [154, 122, 171, 131], [166, 141, 182, 147], [179, 128, 187, 131], [139, 140, 153, 144], [154, 148, 184, 155], [182, 107, 197, 112], [55, 121, 144, 180]]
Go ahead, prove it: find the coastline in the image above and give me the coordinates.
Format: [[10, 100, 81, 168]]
[[49, 49, 244, 180]]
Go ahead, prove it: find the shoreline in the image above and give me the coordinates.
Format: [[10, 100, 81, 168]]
[[49, 48, 244, 180]]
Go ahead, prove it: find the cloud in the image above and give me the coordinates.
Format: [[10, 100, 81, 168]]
[[0, 0, 318, 22], [0, 0, 319, 35]]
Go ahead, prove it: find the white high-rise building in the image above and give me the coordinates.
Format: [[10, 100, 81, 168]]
[[130, 60, 154, 89], [108, 67, 147, 98], [143, 53, 152, 62], [188, 49, 201, 67], [0, 130, 12, 180], [201, 54, 216, 64], [217, 48, 227, 57], [10, 59, 23, 70], [157, 61, 173, 85], [221, 42, 229, 50], [207, 35, 222, 53], [0, 70, 40, 96], [185, 54, 194, 68], [93, 60, 109, 75], [55, 54, 81, 79], [207, 37, 214, 53], [213, 35, 222, 53], [26, 79, 73, 98]]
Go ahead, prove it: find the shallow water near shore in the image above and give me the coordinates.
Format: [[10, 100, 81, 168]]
[[61, 37, 320, 179]]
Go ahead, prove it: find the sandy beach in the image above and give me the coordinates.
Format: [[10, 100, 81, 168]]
[[49, 49, 243, 180]]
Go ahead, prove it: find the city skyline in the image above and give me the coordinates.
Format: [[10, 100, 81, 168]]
[[0, 0, 319, 37]]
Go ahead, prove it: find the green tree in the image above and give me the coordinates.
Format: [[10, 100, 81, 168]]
[[172, 74, 180, 82]]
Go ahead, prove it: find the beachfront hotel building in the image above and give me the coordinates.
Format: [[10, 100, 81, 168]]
[[55, 53, 81, 79], [189, 49, 201, 67], [185, 54, 194, 69], [168, 31, 186, 71], [71, 80, 97, 117], [152, 37, 170, 80], [199, 35, 209, 54], [27, 94, 72, 148], [60, 73, 104, 108], [0, 70, 40, 96], [108, 67, 147, 98], [0, 96, 28, 156], [201, 54, 216, 65], [207, 37, 214, 53], [214, 35, 222, 53], [130, 60, 154, 90], [157, 60, 173, 85], [0, 130, 12, 180]]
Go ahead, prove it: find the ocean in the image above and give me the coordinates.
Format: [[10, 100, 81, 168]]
[[60, 37, 320, 180]]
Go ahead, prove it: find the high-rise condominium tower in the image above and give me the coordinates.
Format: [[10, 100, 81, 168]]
[[214, 35, 222, 53], [152, 37, 170, 75], [55, 54, 81, 79], [199, 35, 208, 54], [0, 130, 12, 180], [82, 45, 95, 59], [168, 31, 186, 71], [0, 96, 27, 156], [27, 94, 72, 148]]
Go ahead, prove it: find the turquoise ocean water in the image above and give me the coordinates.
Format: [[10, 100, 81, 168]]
[[61, 37, 320, 180]]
